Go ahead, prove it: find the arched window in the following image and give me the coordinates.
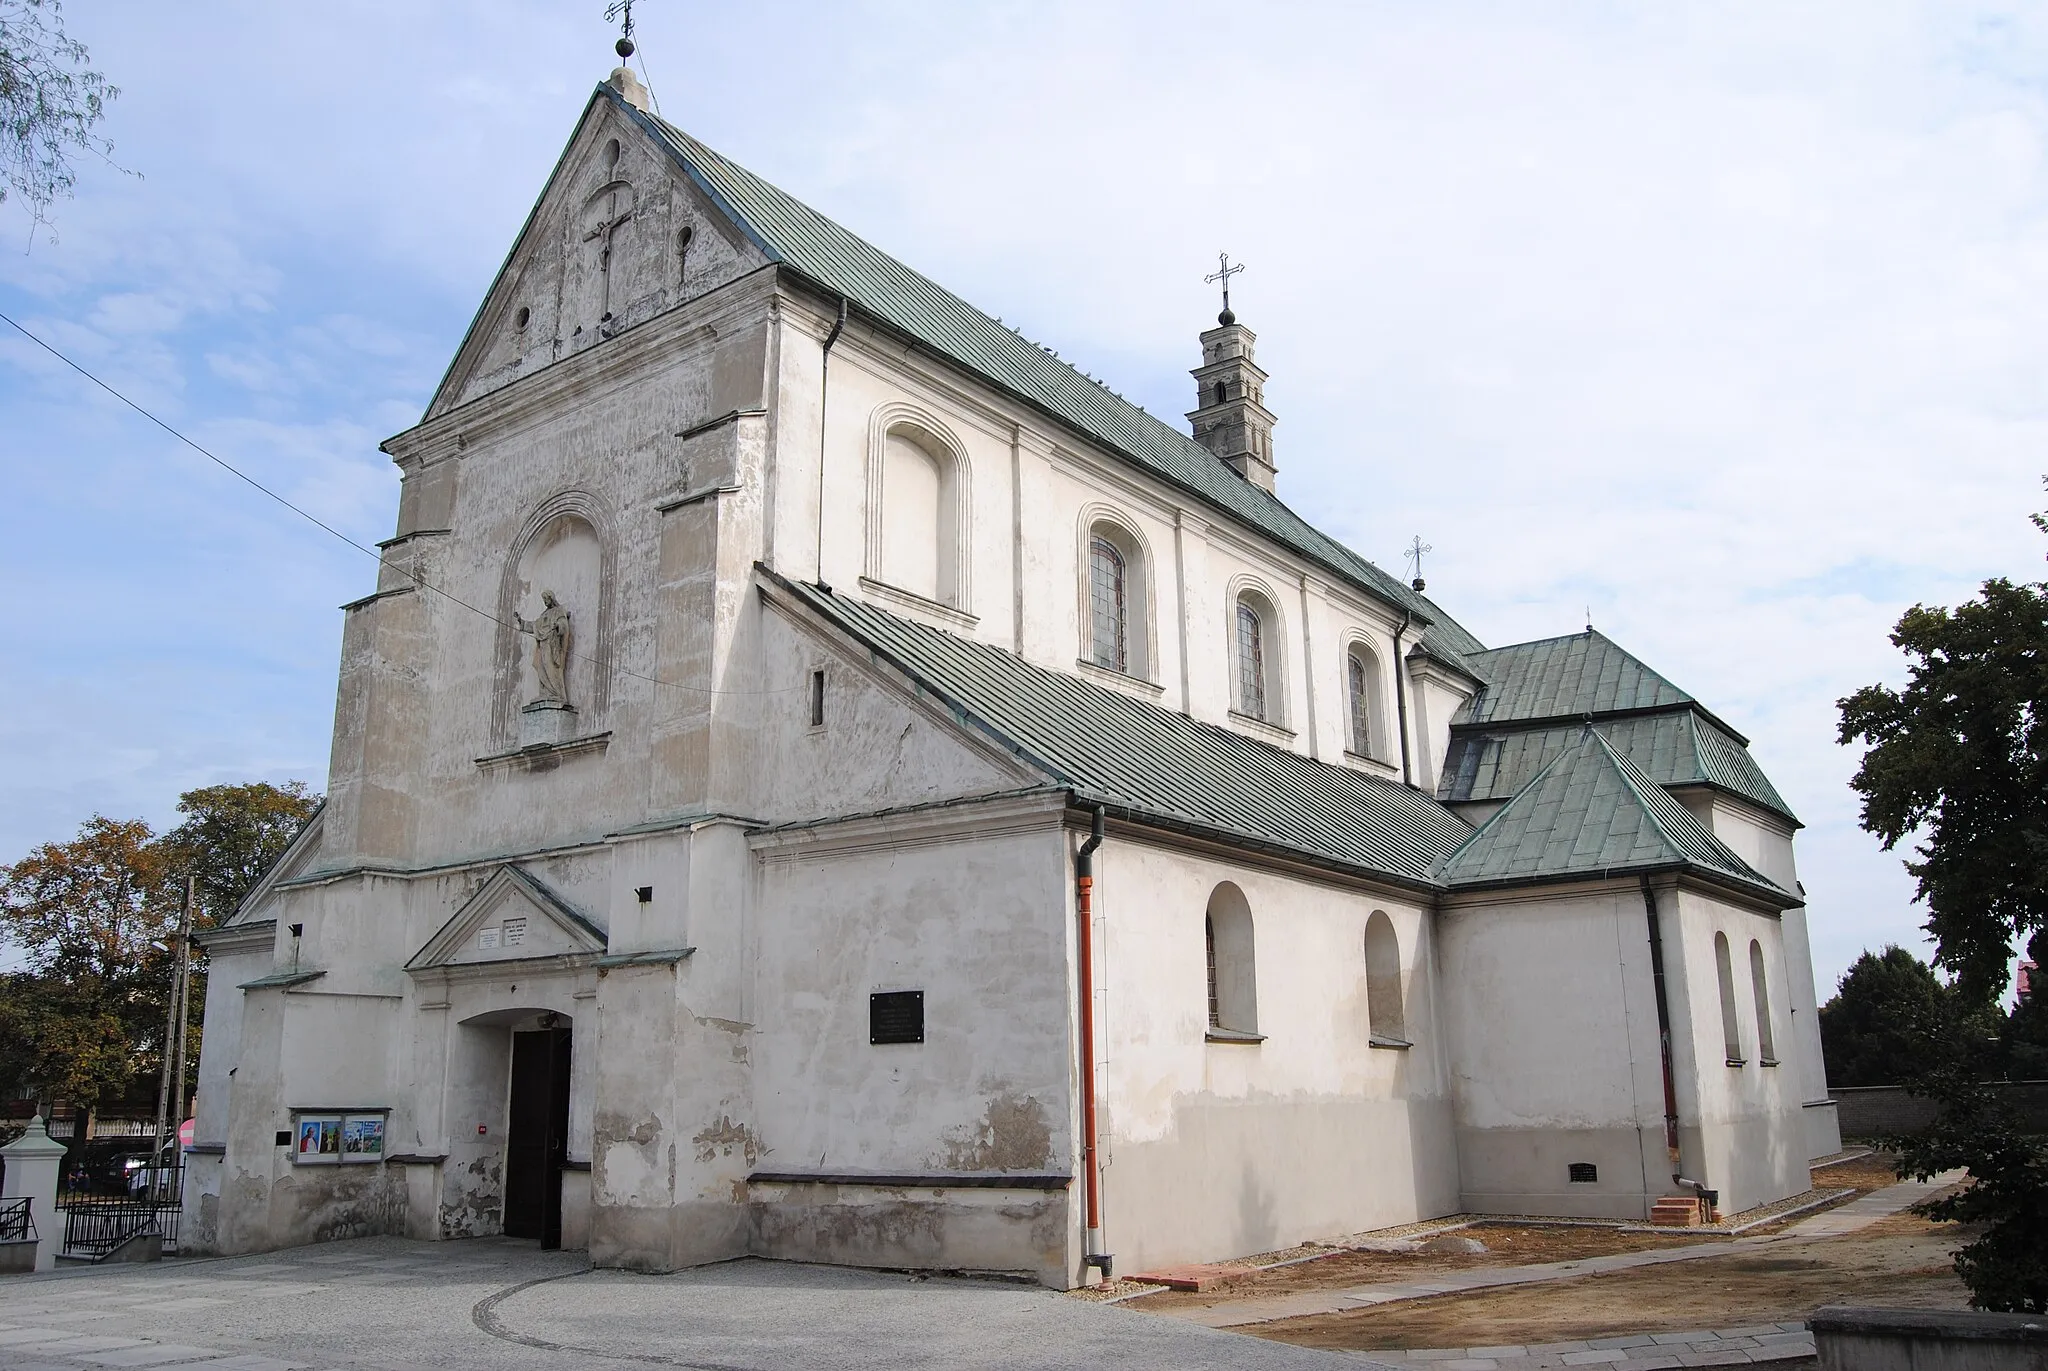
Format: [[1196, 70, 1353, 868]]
[[1365, 910, 1407, 1045], [1236, 601, 1267, 719], [1749, 939, 1777, 1065], [1214, 380, 1227, 405], [1089, 536, 1128, 672], [1715, 932, 1743, 1065], [1347, 644, 1385, 759], [1204, 883, 1259, 1038]]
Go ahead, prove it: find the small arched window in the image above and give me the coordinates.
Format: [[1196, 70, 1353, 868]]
[[1347, 644, 1385, 759], [1205, 883, 1259, 1038], [1236, 601, 1268, 720], [1715, 932, 1743, 1065], [677, 224, 694, 285], [1365, 910, 1407, 1045], [1749, 940, 1777, 1065], [1089, 536, 1128, 672], [1214, 380, 1228, 405]]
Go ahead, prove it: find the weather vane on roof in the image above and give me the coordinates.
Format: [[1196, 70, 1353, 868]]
[[605, 0, 637, 58], [1204, 252, 1245, 325], [1405, 536, 1432, 593]]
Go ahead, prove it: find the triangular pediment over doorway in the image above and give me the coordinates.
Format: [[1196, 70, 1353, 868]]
[[406, 866, 607, 971]]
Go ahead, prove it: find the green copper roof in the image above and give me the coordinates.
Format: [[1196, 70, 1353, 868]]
[[1439, 711, 1797, 824], [1454, 630, 1695, 727], [615, 88, 1485, 669], [1435, 728, 1791, 903], [769, 572, 1474, 886]]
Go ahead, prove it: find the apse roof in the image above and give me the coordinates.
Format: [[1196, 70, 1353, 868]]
[[1454, 629, 1697, 728], [612, 87, 1486, 669], [1434, 727, 1793, 904], [767, 572, 1475, 889], [1439, 711, 1796, 824]]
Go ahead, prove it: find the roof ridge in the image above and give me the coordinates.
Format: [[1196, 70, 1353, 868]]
[[615, 90, 1485, 663], [1588, 730, 1784, 892]]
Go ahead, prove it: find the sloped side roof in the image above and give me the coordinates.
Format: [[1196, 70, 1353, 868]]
[[1435, 728, 1791, 903], [609, 88, 1484, 668], [1454, 630, 1693, 727], [767, 573, 1474, 886], [1439, 711, 1796, 823]]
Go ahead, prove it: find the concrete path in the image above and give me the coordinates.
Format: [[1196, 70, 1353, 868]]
[[0, 1236, 1389, 1371], [1157, 1170, 1964, 1330]]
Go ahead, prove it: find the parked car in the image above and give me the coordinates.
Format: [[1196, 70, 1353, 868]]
[[122, 1143, 181, 1199]]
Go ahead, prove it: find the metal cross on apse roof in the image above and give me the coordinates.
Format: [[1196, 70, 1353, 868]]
[[1204, 252, 1245, 323], [1405, 536, 1433, 592], [605, 0, 638, 58]]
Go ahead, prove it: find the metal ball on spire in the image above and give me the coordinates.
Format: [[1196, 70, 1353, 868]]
[[605, 0, 637, 62]]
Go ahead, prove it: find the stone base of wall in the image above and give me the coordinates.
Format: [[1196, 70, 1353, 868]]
[[1813, 1305, 2048, 1370]]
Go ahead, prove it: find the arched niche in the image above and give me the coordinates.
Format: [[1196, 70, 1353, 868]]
[[492, 491, 617, 745], [864, 403, 971, 611]]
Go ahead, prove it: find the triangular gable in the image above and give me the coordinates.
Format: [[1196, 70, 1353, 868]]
[[1436, 727, 1790, 903], [224, 802, 326, 927], [406, 865, 607, 971], [424, 83, 772, 419]]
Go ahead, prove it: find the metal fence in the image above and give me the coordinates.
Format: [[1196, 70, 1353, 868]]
[[0, 1197, 34, 1244], [61, 1198, 179, 1261], [54, 1161, 182, 1259]]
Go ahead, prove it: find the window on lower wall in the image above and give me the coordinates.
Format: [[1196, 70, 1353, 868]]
[[1366, 910, 1409, 1045], [1204, 882, 1259, 1039], [1715, 932, 1744, 1064], [1750, 939, 1777, 1064]]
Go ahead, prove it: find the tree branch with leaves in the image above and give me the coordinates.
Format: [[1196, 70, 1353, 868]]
[[0, 0, 119, 238]]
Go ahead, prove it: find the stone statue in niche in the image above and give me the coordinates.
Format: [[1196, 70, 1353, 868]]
[[516, 590, 573, 707]]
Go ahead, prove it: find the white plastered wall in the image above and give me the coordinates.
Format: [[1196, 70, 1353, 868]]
[[1438, 885, 1671, 1219], [1092, 838, 1455, 1273]]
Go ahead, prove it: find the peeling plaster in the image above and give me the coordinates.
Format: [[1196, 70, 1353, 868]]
[[692, 1114, 760, 1166], [937, 1091, 1052, 1172]]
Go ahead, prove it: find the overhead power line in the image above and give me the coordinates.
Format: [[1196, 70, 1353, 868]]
[[0, 307, 798, 698]]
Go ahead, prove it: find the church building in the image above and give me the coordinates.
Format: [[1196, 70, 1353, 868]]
[[184, 58, 1839, 1287]]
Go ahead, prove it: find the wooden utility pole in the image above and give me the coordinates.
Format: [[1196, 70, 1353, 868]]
[[169, 874, 195, 1187], [147, 876, 195, 1201]]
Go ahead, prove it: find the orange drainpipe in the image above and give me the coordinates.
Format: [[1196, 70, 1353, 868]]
[[1076, 804, 1110, 1280]]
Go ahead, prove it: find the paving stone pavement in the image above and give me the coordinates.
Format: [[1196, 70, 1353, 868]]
[[1359, 1322, 1815, 1367], [0, 1237, 1391, 1371], [1160, 1170, 1964, 1330]]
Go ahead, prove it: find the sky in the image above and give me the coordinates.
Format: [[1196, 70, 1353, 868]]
[[3, 1, 2045, 997]]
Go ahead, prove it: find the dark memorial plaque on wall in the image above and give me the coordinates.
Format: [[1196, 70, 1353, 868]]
[[869, 990, 925, 1044]]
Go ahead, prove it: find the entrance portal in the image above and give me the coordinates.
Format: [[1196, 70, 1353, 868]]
[[504, 1024, 571, 1248]]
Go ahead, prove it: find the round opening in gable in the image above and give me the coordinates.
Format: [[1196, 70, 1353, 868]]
[[514, 306, 531, 331], [603, 138, 621, 170]]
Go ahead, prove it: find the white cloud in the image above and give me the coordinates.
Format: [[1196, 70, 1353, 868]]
[[5, 0, 2046, 996]]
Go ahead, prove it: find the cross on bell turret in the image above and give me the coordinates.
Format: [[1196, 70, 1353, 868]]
[[1187, 252, 1278, 490]]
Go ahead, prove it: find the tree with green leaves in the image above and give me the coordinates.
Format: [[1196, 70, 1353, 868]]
[[0, 0, 120, 237], [1843, 482, 2048, 1312], [1819, 945, 1994, 1086], [1838, 493, 2048, 1001], [157, 780, 319, 923]]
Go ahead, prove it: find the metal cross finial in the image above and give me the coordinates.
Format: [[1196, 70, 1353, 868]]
[[1405, 536, 1433, 592], [605, 0, 637, 58], [1204, 252, 1246, 324]]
